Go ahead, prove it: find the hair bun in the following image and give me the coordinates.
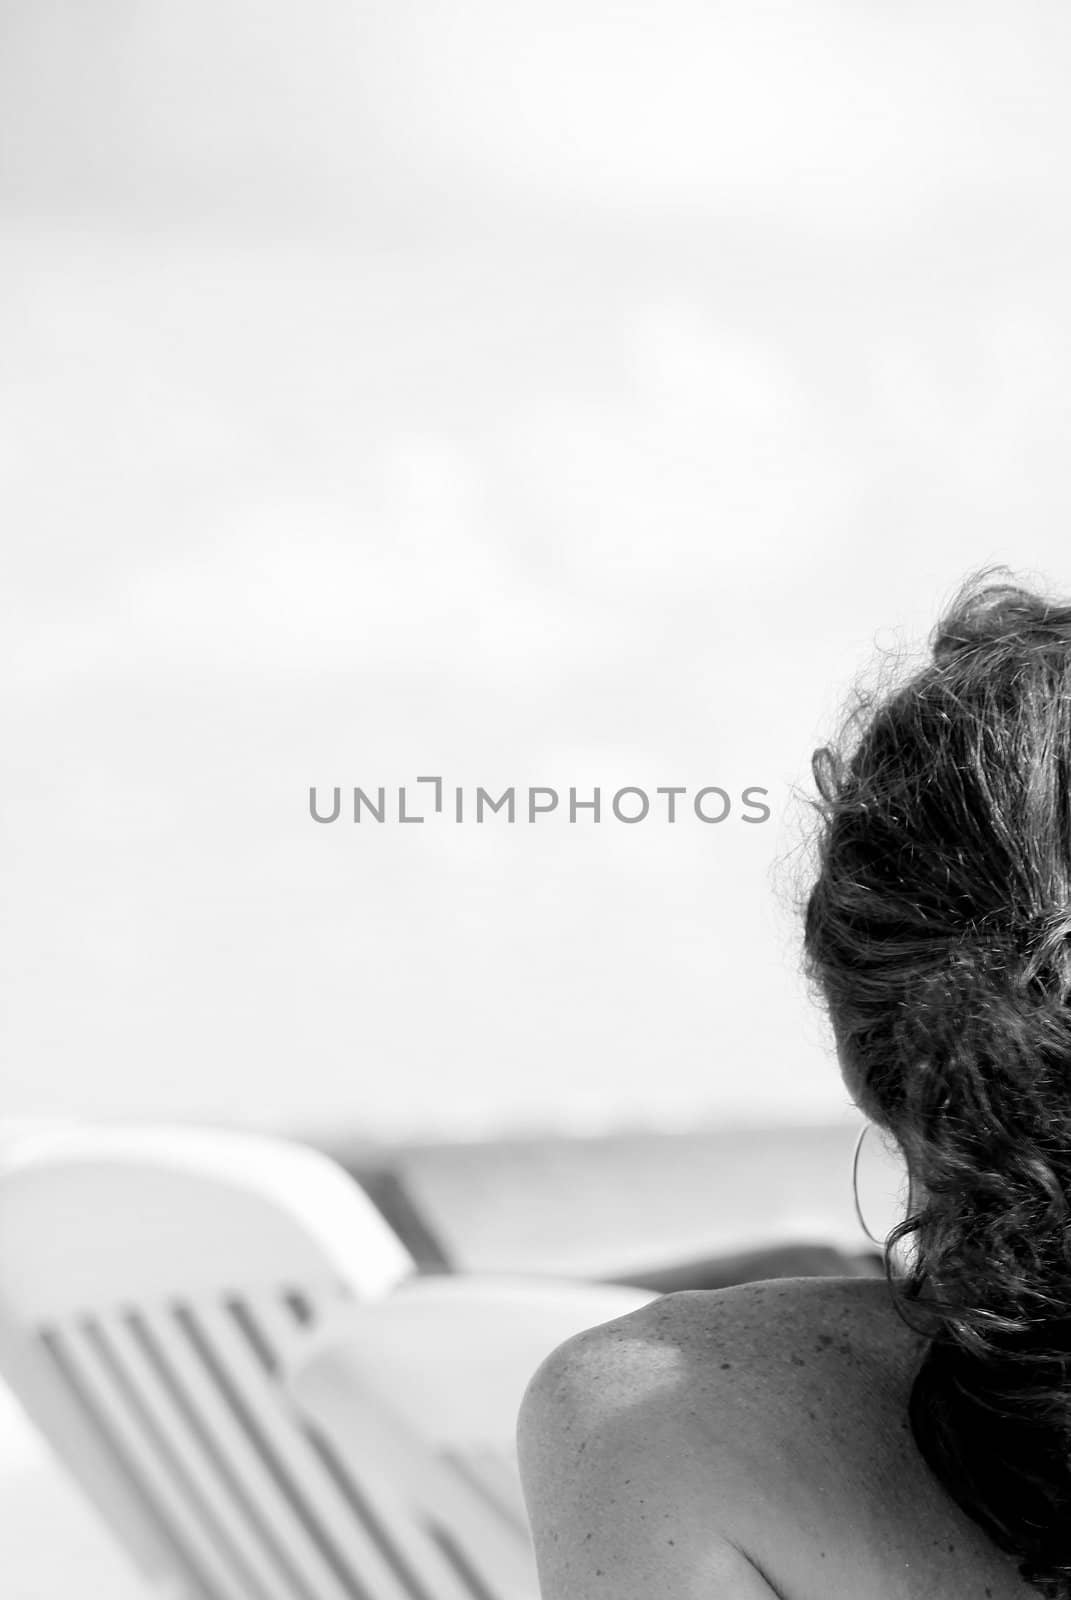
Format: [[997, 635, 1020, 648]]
[[932, 577, 1071, 668], [1017, 908, 1071, 994]]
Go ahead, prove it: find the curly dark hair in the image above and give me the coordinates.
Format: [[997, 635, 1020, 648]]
[[804, 569, 1071, 1599]]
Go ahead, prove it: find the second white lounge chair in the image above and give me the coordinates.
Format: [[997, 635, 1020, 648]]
[[285, 1275, 655, 1600]]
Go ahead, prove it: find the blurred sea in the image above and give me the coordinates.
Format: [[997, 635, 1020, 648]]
[[331, 1116, 884, 1276]]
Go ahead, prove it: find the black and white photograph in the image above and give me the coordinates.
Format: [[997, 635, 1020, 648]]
[[4, 5, 1071, 1597]]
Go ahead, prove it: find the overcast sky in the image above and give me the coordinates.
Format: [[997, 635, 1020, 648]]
[[4, 3, 1071, 1139]]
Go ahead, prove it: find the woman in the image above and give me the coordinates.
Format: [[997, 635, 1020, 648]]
[[517, 573, 1071, 1599]]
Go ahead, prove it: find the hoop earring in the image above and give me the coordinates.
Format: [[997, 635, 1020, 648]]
[[851, 1122, 885, 1248]]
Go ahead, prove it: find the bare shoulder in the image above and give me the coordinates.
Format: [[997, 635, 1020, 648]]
[[516, 1278, 832, 1599], [519, 1275, 923, 1450], [517, 1278, 1027, 1599]]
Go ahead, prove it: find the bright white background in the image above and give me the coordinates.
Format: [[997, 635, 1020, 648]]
[[4, 3, 1071, 1141]]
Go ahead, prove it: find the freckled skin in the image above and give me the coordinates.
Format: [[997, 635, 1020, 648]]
[[519, 1276, 1036, 1600]]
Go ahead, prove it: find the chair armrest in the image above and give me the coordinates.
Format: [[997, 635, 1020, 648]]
[[283, 1274, 653, 1453]]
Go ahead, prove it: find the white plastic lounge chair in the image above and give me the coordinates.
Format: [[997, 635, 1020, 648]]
[[0, 1123, 652, 1600], [0, 1121, 416, 1600], [285, 1275, 655, 1600]]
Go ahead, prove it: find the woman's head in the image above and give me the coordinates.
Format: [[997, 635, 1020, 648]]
[[805, 571, 1071, 1597]]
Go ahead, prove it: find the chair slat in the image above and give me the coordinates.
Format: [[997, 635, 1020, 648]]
[[44, 1320, 251, 1600], [171, 1301, 366, 1600], [11, 1321, 190, 1585], [424, 1521, 505, 1600], [417, 1488, 537, 1600], [241, 1292, 507, 1600], [439, 1447, 532, 1539], [189, 1298, 435, 1600], [137, 1304, 337, 1600], [118, 1308, 305, 1600], [284, 1318, 540, 1600], [303, 1415, 504, 1600]]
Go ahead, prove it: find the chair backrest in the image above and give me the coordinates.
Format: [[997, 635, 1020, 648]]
[[0, 1122, 416, 1600], [286, 1276, 656, 1600]]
